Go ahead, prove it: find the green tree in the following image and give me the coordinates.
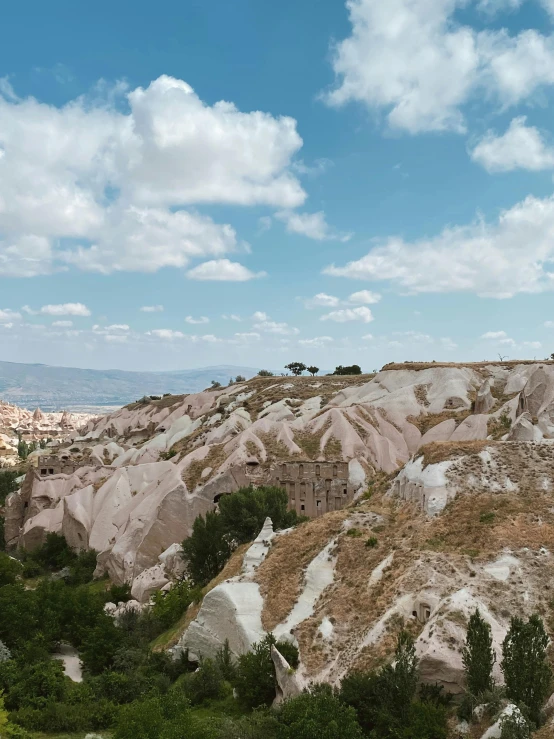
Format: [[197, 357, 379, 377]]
[[215, 639, 237, 682], [332, 365, 362, 376], [235, 635, 277, 709], [0, 471, 18, 506], [181, 511, 231, 587], [276, 684, 363, 738], [462, 609, 495, 696], [284, 362, 306, 376], [340, 631, 418, 736], [257, 369, 274, 377], [501, 615, 552, 724], [307, 366, 319, 376], [186, 658, 225, 705], [17, 438, 28, 461], [218, 486, 299, 545], [0, 554, 22, 587]]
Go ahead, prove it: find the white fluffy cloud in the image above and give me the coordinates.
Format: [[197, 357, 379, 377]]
[[0, 75, 306, 276], [304, 290, 380, 309], [253, 320, 300, 335], [0, 309, 21, 322], [324, 193, 554, 298], [23, 303, 91, 316], [140, 305, 164, 312], [185, 316, 209, 325], [146, 329, 185, 340], [52, 320, 73, 327], [320, 306, 374, 323], [482, 330, 508, 339], [470, 117, 554, 172], [275, 210, 350, 241], [304, 293, 341, 308], [186, 259, 266, 281], [347, 290, 381, 304], [324, 0, 554, 134], [298, 336, 333, 347]]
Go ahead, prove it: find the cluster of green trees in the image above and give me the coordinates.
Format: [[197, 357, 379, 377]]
[[182, 486, 302, 586], [16, 436, 49, 461], [283, 363, 362, 376], [461, 609, 552, 734]]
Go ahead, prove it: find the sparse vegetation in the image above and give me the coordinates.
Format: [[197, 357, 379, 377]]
[[257, 369, 274, 377], [285, 362, 307, 376], [332, 364, 362, 375]]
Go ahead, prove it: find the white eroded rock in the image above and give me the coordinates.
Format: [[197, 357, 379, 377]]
[[271, 645, 302, 704], [180, 580, 265, 661], [391, 457, 455, 515]]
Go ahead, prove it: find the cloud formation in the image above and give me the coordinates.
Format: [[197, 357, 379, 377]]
[[186, 259, 266, 281], [0, 75, 305, 276], [324, 193, 554, 298], [321, 306, 374, 323], [324, 0, 554, 133], [470, 117, 554, 172]]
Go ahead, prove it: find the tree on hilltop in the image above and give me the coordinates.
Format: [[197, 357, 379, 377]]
[[332, 364, 361, 376], [285, 362, 306, 376], [307, 366, 319, 376]]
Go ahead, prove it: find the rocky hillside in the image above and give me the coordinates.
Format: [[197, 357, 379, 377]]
[[0, 401, 94, 464], [5, 361, 554, 729]]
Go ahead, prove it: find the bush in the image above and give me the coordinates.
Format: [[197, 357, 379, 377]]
[[276, 684, 363, 738], [332, 365, 362, 376], [284, 362, 306, 376], [500, 711, 531, 739], [0, 553, 22, 586], [258, 370, 274, 377], [235, 635, 278, 710], [187, 659, 226, 705], [365, 537, 378, 548], [0, 471, 18, 506]]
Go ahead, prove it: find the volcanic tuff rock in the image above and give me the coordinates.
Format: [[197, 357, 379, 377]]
[[6, 361, 554, 709]]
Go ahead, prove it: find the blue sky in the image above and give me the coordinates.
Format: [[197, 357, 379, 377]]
[[2, 0, 554, 372]]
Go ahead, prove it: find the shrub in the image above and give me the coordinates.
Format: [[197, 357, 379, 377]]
[[258, 369, 274, 377], [235, 635, 280, 709], [0, 553, 22, 586], [479, 512, 496, 525], [0, 471, 18, 506], [332, 365, 362, 375], [346, 528, 362, 538], [186, 658, 225, 705], [276, 684, 363, 738], [215, 639, 237, 682], [500, 711, 531, 739], [365, 537, 378, 548]]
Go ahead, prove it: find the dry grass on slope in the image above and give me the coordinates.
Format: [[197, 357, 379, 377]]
[[418, 440, 491, 467], [255, 512, 347, 631]]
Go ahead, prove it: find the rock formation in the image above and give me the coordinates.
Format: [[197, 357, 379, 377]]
[[6, 360, 554, 711]]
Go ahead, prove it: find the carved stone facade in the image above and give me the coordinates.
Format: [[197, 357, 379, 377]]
[[267, 461, 354, 517], [36, 455, 80, 477]]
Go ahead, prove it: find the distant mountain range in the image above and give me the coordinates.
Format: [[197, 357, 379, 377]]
[[0, 361, 263, 411]]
